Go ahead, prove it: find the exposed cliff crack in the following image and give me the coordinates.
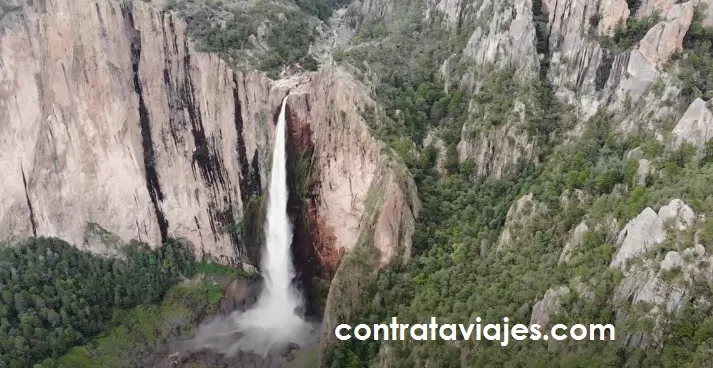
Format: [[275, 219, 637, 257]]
[[21, 166, 37, 237], [160, 11, 182, 149], [233, 73, 254, 205], [124, 2, 169, 242], [595, 51, 614, 91], [532, 0, 552, 76], [182, 37, 227, 189]]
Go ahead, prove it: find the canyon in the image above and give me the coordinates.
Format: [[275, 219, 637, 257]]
[[0, 0, 417, 363], [4, 0, 713, 366]]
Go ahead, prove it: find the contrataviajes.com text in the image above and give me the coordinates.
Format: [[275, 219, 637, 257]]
[[335, 317, 615, 346]]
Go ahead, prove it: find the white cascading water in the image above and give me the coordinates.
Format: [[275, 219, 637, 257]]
[[231, 95, 308, 353], [253, 95, 302, 318], [184, 96, 311, 358]]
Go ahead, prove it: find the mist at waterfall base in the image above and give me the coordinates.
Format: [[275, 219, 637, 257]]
[[185, 97, 315, 358]]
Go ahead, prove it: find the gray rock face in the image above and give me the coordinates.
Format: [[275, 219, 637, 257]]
[[672, 98, 713, 155], [658, 198, 696, 230], [559, 222, 590, 264], [612, 241, 713, 347], [660, 251, 684, 271], [457, 112, 538, 180], [615, 245, 713, 318], [530, 286, 570, 327], [610, 199, 695, 268], [462, 0, 539, 76], [638, 2, 695, 66], [614, 263, 686, 314], [611, 208, 667, 268], [543, 0, 694, 118]]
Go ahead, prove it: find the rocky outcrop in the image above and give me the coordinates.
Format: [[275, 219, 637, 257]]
[[544, 0, 630, 117], [638, 2, 695, 66], [458, 99, 538, 180], [672, 98, 713, 155], [657, 198, 696, 230], [303, 70, 420, 347], [426, 0, 465, 24], [559, 221, 589, 264], [530, 286, 570, 327], [598, 0, 631, 35], [543, 0, 695, 118], [287, 67, 419, 273], [613, 244, 712, 347], [498, 193, 545, 249], [610, 199, 695, 268], [462, 0, 540, 76]]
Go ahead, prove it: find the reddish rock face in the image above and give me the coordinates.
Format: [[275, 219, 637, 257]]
[[286, 106, 344, 280]]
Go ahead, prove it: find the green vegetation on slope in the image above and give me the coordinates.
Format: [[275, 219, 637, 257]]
[[53, 270, 228, 368], [166, 0, 352, 77], [325, 2, 713, 361], [0, 237, 196, 368], [680, 9, 713, 103], [328, 92, 713, 367]]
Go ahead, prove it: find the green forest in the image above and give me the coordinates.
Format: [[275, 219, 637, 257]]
[[323, 3, 713, 368], [0, 237, 196, 368]]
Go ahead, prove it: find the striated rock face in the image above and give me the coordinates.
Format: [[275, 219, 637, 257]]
[[462, 0, 540, 76], [543, 0, 694, 118], [672, 98, 713, 155], [0, 0, 418, 283], [611, 199, 695, 268], [0, 0, 277, 264], [544, 0, 630, 117]]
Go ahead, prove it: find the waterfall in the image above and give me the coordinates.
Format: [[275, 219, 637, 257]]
[[184, 96, 313, 359], [257, 95, 301, 317], [231, 95, 308, 354]]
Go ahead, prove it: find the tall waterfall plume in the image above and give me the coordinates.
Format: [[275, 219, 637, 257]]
[[185, 96, 311, 357]]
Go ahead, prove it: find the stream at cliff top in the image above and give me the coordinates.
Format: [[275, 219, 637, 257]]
[[177, 96, 319, 366]]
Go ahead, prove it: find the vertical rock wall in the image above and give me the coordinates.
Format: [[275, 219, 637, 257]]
[[0, 0, 285, 264]]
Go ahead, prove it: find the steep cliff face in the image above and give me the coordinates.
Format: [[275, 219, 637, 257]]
[[0, 0, 284, 265], [0, 0, 417, 282], [286, 69, 420, 355], [543, 0, 699, 119]]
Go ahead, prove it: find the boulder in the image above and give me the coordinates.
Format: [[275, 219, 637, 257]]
[[658, 199, 696, 230]]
